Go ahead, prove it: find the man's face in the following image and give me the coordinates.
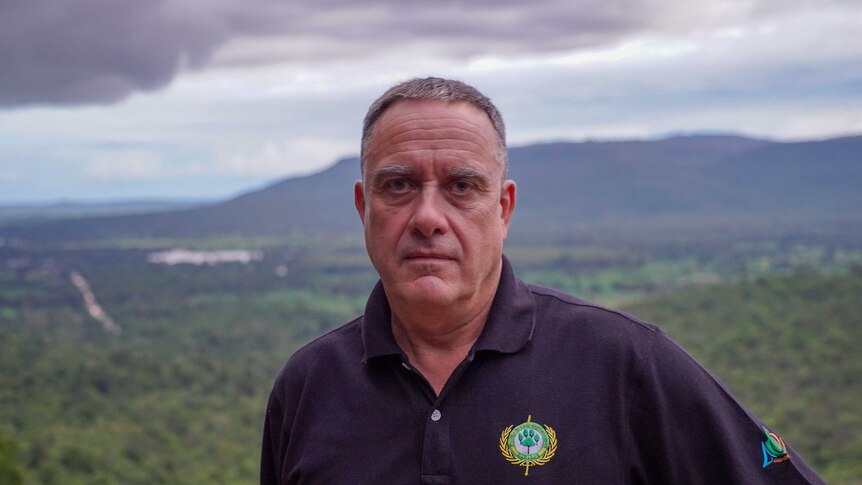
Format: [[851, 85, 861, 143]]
[[355, 99, 516, 309]]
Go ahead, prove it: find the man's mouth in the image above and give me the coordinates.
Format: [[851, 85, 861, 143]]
[[404, 251, 454, 262]]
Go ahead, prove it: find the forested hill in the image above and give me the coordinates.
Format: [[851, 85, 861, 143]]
[[2, 134, 861, 242], [0, 258, 858, 483]]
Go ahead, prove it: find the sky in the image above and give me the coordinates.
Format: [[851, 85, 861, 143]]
[[1, 0, 861, 203]]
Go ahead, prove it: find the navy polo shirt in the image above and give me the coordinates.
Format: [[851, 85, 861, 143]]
[[261, 256, 823, 484]]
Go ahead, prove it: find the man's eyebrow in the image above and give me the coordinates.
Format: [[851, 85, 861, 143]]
[[448, 166, 490, 184], [369, 164, 415, 183]]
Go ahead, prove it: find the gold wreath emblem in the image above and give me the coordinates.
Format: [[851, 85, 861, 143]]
[[499, 422, 558, 477]]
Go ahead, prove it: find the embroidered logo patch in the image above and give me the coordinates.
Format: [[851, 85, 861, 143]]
[[499, 415, 557, 476], [761, 426, 789, 468]]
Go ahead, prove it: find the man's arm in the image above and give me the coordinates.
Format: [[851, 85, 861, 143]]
[[260, 390, 284, 485], [626, 329, 825, 484]]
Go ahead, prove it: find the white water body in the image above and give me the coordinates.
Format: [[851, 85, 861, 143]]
[[147, 248, 263, 266], [69, 270, 121, 335]]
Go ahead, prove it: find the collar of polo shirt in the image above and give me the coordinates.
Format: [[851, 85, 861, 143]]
[[361, 255, 536, 363]]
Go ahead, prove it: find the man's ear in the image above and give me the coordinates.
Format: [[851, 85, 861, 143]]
[[354, 180, 367, 224], [500, 180, 516, 239]]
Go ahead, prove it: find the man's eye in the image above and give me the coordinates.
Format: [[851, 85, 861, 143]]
[[386, 178, 412, 192], [450, 180, 474, 195]]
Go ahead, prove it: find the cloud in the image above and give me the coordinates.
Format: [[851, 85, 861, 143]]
[[1, 1, 209, 106], [4, 0, 859, 108], [85, 149, 169, 180], [216, 137, 357, 176]]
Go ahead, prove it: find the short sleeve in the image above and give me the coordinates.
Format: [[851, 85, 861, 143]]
[[626, 330, 825, 484], [260, 389, 284, 485]]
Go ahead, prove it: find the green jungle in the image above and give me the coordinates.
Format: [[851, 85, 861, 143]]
[[1, 224, 861, 484]]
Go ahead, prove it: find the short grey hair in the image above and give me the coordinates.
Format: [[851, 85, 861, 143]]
[[360, 77, 508, 179]]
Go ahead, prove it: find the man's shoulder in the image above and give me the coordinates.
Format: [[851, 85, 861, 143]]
[[299, 313, 363, 351], [270, 315, 364, 394], [526, 283, 659, 337]]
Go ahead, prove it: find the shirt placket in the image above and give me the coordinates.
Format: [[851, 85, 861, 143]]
[[399, 354, 475, 485]]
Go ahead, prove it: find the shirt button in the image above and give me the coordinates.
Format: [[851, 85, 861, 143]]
[[431, 409, 442, 422]]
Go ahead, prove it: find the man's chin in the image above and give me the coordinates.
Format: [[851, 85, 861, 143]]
[[391, 276, 460, 306]]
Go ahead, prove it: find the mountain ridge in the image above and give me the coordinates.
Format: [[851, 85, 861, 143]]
[[2, 134, 860, 242]]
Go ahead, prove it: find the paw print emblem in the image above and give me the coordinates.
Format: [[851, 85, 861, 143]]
[[500, 415, 557, 476]]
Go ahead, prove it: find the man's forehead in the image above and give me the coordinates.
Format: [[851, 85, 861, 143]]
[[369, 100, 497, 155], [365, 141, 500, 182]]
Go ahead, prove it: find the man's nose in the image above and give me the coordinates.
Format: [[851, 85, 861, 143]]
[[408, 186, 449, 238]]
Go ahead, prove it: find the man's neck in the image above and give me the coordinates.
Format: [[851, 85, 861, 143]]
[[390, 290, 496, 396]]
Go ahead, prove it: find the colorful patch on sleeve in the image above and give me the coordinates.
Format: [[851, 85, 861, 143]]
[[761, 426, 790, 468]]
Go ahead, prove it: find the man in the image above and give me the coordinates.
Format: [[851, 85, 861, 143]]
[[261, 77, 824, 484]]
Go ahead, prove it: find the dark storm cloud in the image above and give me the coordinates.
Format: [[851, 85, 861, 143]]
[[0, 0, 852, 108], [0, 0, 297, 107]]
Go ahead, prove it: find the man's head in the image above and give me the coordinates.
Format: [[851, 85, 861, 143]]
[[361, 77, 508, 180], [355, 78, 516, 312]]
